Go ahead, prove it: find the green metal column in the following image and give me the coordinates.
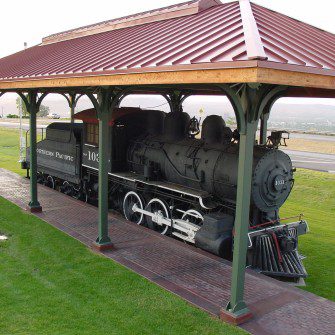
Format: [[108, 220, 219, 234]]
[[225, 120, 257, 317], [69, 94, 76, 124], [28, 91, 42, 212], [219, 84, 286, 324], [259, 113, 269, 145], [95, 90, 113, 249]]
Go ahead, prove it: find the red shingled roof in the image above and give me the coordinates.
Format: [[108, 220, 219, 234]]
[[0, 0, 334, 82]]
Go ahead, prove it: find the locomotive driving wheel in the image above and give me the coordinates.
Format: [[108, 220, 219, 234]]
[[181, 209, 204, 226], [145, 198, 170, 235], [123, 191, 145, 225]]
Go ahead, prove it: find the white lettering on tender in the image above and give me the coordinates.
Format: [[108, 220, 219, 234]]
[[56, 151, 74, 162], [36, 149, 74, 162], [36, 148, 54, 157]]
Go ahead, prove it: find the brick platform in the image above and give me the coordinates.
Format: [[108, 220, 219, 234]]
[[1, 168, 334, 335]]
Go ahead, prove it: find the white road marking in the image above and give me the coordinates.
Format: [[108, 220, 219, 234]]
[[292, 160, 334, 164]]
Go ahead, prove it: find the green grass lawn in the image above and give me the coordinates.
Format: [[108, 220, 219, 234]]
[[0, 197, 244, 335], [0, 127, 42, 176], [281, 169, 335, 301], [0, 127, 26, 175]]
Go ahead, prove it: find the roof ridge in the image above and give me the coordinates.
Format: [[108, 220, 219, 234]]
[[42, 0, 222, 45], [239, 0, 267, 60]]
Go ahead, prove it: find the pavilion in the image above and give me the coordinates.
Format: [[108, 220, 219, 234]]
[[0, 0, 334, 324]]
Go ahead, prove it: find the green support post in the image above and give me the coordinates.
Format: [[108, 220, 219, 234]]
[[69, 93, 76, 124], [221, 120, 257, 324], [27, 91, 42, 212], [259, 113, 269, 145], [94, 89, 113, 251]]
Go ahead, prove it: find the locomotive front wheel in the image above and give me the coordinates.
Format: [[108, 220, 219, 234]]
[[145, 198, 170, 235], [123, 191, 144, 225]]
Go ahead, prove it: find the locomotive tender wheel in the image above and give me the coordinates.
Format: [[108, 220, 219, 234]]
[[181, 209, 204, 226], [123, 191, 144, 225], [72, 185, 82, 199], [37, 172, 44, 184], [46, 175, 55, 189], [145, 198, 170, 235], [62, 181, 73, 196]]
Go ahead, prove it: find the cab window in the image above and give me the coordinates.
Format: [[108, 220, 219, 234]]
[[86, 123, 99, 145]]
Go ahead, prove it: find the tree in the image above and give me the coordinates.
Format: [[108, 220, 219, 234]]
[[16, 97, 28, 117], [37, 105, 50, 117], [225, 117, 236, 126], [16, 96, 50, 117]]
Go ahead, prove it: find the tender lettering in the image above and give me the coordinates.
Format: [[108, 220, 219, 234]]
[[36, 148, 74, 162]]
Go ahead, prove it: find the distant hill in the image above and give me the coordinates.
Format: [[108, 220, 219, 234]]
[[271, 104, 335, 122]]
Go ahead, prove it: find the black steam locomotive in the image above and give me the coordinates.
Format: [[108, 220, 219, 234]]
[[23, 107, 308, 280]]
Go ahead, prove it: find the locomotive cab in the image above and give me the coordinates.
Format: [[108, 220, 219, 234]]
[[75, 107, 166, 173]]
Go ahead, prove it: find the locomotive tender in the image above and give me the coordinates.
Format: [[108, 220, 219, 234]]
[[23, 107, 308, 280]]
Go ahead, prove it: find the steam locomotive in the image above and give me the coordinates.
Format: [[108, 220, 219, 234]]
[[23, 107, 308, 280]]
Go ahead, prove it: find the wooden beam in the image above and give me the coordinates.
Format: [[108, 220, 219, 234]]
[[0, 68, 258, 90], [256, 67, 335, 90], [1, 66, 335, 91], [285, 87, 335, 98]]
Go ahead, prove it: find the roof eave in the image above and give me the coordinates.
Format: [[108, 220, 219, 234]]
[[0, 61, 335, 91]]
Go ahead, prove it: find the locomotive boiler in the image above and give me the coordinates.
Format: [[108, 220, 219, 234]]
[[23, 107, 308, 281], [128, 112, 293, 216]]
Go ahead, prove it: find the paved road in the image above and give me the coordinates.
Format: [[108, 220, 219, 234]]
[[289, 133, 335, 142], [0, 121, 37, 130], [0, 120, 67, 131], [284, 150, 335, 173]]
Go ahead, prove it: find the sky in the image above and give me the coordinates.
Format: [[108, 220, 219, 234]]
[[1, 0, 335, 114], [1, 0, 335, 59]]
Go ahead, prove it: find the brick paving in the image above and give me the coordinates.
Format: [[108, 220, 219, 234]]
[[0, 168, 334, 335]]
